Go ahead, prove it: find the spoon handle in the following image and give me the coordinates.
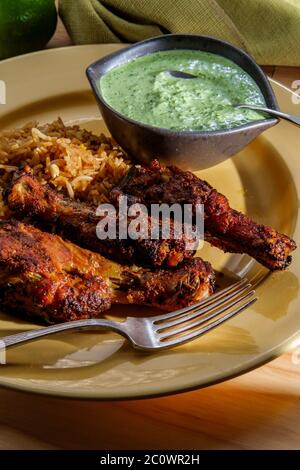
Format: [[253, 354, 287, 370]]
[[237, 104, 300, 127]]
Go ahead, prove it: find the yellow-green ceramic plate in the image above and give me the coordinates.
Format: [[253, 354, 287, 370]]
[[0, 45, 299, 399]]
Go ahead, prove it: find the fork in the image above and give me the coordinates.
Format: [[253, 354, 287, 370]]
[[0, 279, 256, 352]]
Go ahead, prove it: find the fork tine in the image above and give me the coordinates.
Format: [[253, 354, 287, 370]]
[[156, 282, 252, 331], [152, 278, 249, 324], [161, 296, 257, 348], [158, 289, 255, 338]]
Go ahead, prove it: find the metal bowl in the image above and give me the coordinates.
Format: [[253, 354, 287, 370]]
[[86, 34, 279, 170]]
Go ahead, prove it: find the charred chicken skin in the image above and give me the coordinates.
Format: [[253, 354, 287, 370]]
[[6, 167, 195, 268], [0, 220, 215, 323], [117, 160, 296, 271]]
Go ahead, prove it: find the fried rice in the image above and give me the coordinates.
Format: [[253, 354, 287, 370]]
[[0, 118, 131, 218]]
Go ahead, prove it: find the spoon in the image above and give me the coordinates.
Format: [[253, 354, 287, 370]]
[[234, 104, 300, 126], [165, 70, 300, 127], [165, 70, 199, 79]]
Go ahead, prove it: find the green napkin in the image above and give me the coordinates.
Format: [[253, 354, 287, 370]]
[[59, 0, 300, 65]]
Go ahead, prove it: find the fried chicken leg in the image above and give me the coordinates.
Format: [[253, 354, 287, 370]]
[[6, 167, 195, 268], [117, 160, 296, 271], [0, 220, 214, 323]]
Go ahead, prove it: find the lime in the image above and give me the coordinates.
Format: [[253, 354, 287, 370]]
[[0, 0, 57, 60]]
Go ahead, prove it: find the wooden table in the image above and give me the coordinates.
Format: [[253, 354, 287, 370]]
[[0, 10, 299, 451]]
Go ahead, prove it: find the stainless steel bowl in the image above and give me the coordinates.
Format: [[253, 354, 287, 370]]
[[86, 34, 279, 170]]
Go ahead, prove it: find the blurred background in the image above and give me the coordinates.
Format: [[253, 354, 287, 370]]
[[1, 0, 300, 65]]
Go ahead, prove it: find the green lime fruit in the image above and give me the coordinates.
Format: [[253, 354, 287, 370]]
[[0, 0, 57, 60]]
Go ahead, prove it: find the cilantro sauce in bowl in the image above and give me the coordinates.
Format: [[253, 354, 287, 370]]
[[100, 50, 266, 132], [87, 34, 279, 170]]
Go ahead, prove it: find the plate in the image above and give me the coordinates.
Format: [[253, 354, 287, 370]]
[[0, 45, 299, 400]]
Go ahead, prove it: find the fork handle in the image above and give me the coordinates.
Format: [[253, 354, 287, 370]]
[[0, 318, 126, 349]]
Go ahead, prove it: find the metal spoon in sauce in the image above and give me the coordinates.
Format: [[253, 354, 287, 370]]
[[165, 70, 200, 79], [234, 104, 300, 126], [166, 70, 300, 127]]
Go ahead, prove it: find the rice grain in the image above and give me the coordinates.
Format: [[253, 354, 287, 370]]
[[0, 118, 131, 219]]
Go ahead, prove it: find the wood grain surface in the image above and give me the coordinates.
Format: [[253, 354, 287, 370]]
[[0, 5, 299, 450]]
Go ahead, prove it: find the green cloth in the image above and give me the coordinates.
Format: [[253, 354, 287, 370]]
[[59, 0, 300, 65]]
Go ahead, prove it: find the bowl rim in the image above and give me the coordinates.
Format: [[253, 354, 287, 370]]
[[86, 33, 279, 136]]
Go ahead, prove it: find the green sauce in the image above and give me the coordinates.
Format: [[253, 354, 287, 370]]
[[100, 50, 266, 131]]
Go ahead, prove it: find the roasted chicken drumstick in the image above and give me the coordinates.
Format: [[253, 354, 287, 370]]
[[117, 160, 296, 271], [6, 167, 195, 268], [7, 161, 296, 271], [0, 220, 214, 323]]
